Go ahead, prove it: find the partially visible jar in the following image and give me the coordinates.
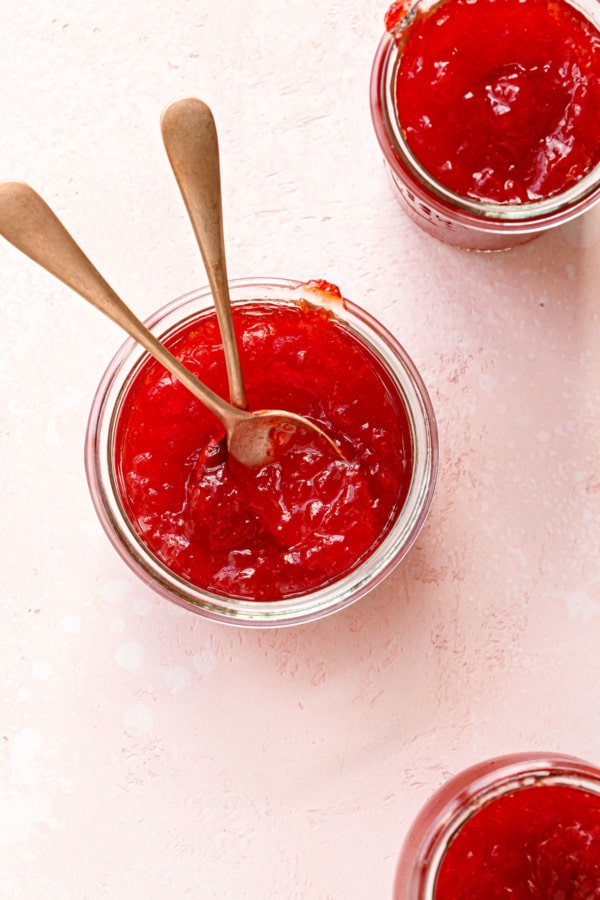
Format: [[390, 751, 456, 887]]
[[393, 752, 600, 898], [370, 0, 600, 250]]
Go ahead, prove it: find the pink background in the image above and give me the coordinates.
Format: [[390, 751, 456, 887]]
[[1, 1, 600, 897]]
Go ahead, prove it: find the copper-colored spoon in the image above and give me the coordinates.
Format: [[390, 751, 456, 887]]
[[0, 181, 340, 467], [161, 97, 247, 410]]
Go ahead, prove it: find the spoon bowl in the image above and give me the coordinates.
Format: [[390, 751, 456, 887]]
[[0, 181, 340, 467]]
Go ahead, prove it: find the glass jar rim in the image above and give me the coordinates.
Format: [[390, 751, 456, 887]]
[[85, 277, 438, 627], [372, 0, 600, 229]]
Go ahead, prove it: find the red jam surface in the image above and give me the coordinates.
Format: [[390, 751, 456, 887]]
[[115, 301, 413, 600], [435, 783, 600, 899], [394, 0, 600, 203]]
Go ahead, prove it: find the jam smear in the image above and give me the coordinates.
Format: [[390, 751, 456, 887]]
[[395, 0, 600, 203], [302, 278, 344, 301], [115, 302, 412, 600], [435, 784, 600, 899], [385, 0, 414, 32]]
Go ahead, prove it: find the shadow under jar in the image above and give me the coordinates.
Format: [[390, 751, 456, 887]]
[[86, 279, 438, 627], [394, 752, 600, 898], [370, 0, 600, 250]]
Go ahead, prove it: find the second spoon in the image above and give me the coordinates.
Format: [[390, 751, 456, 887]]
[[161, 97, 247, 410]]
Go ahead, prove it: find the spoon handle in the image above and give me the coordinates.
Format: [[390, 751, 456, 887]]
[[161, 97, 248, 410], [0, 181, 240, 427]]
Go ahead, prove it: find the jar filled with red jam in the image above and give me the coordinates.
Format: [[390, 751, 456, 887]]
[[370, 0, 600, 249], [394, 753, 600, 898], [86, 279, 438, 626]]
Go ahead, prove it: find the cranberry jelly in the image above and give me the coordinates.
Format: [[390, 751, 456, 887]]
[[393, 753, 600, 899], [396, 0, 600, 205], [435, 784, 600, 899], [113, 300, 412, 601], [370, 0, 600, 248]]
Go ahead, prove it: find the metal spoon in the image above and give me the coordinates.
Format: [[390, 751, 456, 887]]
[[161, 97, 247, 409], [0, 181, 341, 467]]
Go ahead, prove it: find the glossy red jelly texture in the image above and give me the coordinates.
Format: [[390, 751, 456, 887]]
[[115, 301, 413, 600], [394, 0, 600, 203], [435, 783, 600, 899]]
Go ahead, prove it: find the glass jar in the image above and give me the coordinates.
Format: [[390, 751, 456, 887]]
[[85, 278, 438, 627], [394, 752, 600, 897], [370, 0, 600, 250]]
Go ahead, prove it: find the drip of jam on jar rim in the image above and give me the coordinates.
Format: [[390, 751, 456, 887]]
[[393, 0, 600, 204], [115, 298, 413, 600], [385, 0, 414, 32], [434, 783, 600, 899]]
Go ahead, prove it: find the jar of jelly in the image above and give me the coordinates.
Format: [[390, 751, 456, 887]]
[[86, 278, 438, 626], [370, 0, 600, 250], [394, 752, 600, 897]]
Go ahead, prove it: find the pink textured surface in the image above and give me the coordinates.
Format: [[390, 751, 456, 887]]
[[1, 2, 599, 898]]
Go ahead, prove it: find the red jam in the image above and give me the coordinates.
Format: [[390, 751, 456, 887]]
[[435, 783, 600, 899], [394, 0, 600, 203], [115, 301, 412, 600]]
